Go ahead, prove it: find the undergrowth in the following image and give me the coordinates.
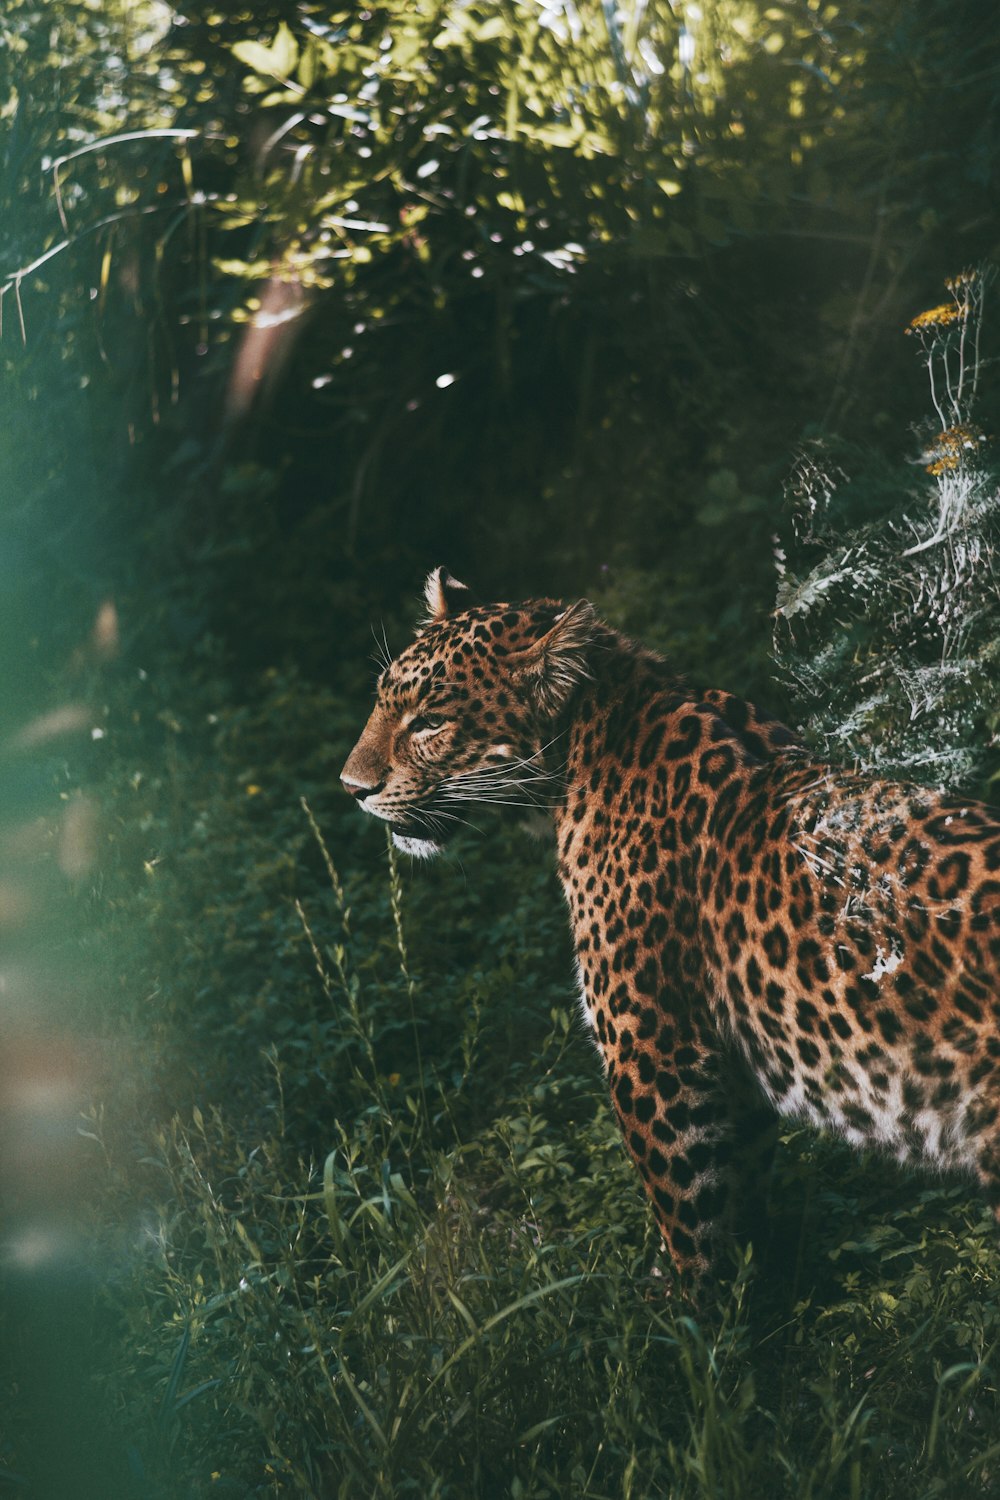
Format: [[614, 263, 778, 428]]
[[8, 655, 994, 1499]]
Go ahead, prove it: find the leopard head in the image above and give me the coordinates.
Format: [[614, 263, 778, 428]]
[[341, 568, 597, 857]]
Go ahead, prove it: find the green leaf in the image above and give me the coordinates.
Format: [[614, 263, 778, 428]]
[[475, 16, 508, 42], [231, 40, 278, 75], [297, 39, 318, 91], [271, 22, 299, 77], [232, 22, 299, 81]]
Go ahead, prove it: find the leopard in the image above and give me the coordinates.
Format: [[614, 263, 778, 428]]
[[341, 567, 1000, 1287]]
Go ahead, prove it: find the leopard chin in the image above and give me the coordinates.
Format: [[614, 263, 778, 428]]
[[391, 831, 443, 859]]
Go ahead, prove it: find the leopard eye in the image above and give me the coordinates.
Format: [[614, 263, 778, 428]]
[[409, 714, 444, 735]]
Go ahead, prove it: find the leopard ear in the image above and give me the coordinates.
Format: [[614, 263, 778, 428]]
[[423, 567, 473, 622], [513, 600, 597, 714]]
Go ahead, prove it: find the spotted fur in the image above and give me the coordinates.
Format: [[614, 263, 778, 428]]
[[342, 571, 1000, 1285]]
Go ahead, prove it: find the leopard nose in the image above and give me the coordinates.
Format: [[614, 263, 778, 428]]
[[341, 771, 385, 802]]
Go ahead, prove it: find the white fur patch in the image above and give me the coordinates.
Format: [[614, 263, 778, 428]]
[[573, 956, 606, 1067], [391, 832, 442, 859], [862, 946, 904, 983]]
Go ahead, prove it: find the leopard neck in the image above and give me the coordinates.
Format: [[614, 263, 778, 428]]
[[547, 627, 687, 820]]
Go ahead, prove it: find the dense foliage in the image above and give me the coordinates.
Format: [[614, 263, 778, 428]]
[[2, 2, 1000, 1496], [775, 268, 1000, 789]]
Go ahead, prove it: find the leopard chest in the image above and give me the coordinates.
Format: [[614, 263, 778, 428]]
[[555, 747, 721, 1057]]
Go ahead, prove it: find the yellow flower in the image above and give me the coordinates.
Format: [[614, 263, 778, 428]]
[[923, 423, 987, 473], [906, 302, 963, 333], [246, 783, 262, 796], [388, 1072, 401, 1087]]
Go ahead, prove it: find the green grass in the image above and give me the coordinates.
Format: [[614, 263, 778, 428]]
[[6, 660, 1000, 1499]]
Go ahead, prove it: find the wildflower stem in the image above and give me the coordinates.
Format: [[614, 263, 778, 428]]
[[301, 796, 350, 933], [386, 829, 430, 1147]]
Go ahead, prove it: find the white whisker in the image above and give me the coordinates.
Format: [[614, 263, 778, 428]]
[[442, 733, 569, 787], [370, 621, 394, 674], [440, 792, 558, 813], [443, 757, 567, 791], [425, 807, 487, 836], [444, 776, 545, 794]]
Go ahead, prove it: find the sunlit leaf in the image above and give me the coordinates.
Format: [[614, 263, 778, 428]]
[[232, 22, 299, 81]]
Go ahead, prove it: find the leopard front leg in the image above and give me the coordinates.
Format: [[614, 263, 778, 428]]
[[605, 1024, 774, 1289], [720, 1062, 780, 1264]]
